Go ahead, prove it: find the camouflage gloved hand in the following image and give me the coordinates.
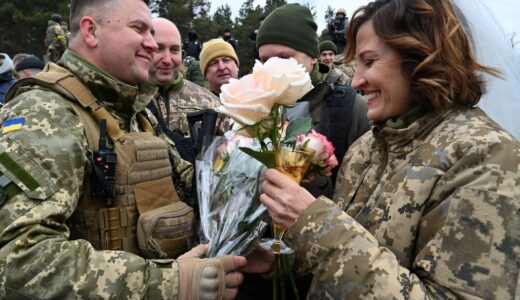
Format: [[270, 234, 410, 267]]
[[178, 249, 246, 300]]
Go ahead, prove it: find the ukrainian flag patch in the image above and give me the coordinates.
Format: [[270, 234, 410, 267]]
[[2, 117, 25, 134]]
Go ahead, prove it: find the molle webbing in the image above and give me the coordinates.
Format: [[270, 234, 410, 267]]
[[7, 63, 188, 256]]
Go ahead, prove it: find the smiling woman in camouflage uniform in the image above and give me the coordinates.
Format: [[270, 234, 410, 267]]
[[256, 0, 520, 298]]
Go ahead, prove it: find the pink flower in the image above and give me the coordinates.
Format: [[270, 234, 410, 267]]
[[216, 131, 255, 158], [279, 120, 291, 140], [296, 130, 338, 170]]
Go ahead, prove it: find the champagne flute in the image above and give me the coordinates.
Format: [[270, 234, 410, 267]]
[[260, 146, 314, 254]]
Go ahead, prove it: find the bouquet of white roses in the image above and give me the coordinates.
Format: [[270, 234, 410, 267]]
[[196, 57, 339, 299], [196, 57, 316, 257]]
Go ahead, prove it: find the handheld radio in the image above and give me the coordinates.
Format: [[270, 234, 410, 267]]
[[91, 119, 117, 199]]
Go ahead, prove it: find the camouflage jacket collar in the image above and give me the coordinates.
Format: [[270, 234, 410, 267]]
[[381, 106, 425, 129], [372, 108, 457, 152], [60, 50, 156, 115], [160, 73, 184, 95]]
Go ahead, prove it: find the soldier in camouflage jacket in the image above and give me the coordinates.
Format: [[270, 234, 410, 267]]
[[45, 14, 67, 63], [0, 1, 244, 299], [256, 0, 520, 298], [148, 18, 228, 138]]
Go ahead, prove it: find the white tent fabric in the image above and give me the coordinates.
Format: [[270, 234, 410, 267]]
[[453, 0, 520, 140]]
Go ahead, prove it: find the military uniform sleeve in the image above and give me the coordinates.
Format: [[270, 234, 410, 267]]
[[285, 140, 520, 299], [0, 92, 179, 299], [187, 60, 205, 87]]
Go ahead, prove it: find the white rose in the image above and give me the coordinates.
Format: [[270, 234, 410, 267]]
[[252, 57, 313, 106], [216, 74, 277, 125]]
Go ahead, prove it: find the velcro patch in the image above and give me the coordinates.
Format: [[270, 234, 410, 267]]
[[2, 117, 25, 134]]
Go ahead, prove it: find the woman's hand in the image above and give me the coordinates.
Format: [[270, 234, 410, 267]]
[[241, 243, 275, 274], [260, 168, 317, 228]]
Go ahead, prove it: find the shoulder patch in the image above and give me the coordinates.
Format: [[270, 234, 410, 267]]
[[2, 117, 25, 134]]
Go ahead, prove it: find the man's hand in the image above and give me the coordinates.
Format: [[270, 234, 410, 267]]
[[178, 244, 209, 259], [178, 253, 246, 300]]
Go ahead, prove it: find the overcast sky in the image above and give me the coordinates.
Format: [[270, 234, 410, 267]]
[[207, 0, 520, 39]]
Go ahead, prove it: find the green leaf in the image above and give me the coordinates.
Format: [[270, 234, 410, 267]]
[[239, 147, 275, 168], [283, 117, 312, 143]]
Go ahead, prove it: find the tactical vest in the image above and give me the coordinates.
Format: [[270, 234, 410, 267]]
[[6, 64, 194, 259]]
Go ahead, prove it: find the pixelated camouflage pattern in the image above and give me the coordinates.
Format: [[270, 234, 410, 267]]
[[0, 49, 181, 299], [286, 107, 520, 299], [45, 20, 67, 63], [333, 53, 356, 85], [152, 76, 229, 137], [180, 56, 205, 87]]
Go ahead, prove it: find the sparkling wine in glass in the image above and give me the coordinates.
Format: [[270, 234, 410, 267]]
[[260, 146, 314, 254]]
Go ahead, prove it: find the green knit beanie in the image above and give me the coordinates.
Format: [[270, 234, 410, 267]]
[[256, 4, 319, 58], [319, 40, 337, 54]]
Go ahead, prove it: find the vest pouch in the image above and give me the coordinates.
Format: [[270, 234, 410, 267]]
[[137, 201, 194, 259]]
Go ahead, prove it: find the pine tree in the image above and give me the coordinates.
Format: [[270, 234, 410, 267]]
[[234, 0, 264, 75], [319, 5, 336, 41], [264, 0, 287, 16], [211, 5, 234, 40], [192, 0, 213, 42]]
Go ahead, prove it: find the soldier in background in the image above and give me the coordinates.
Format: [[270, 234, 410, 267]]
[[319, 40, 355, 85], [328, 8, 348, 54], [11, 53, 32, 68], [199, 38, 239, 95], [148, 18, 227, 141], [221, 28, 239, 53], [0, 53, 16, 104], [318, 40, 337, 69], [182, 29, 202, 60], [180, 54, 205, 86], [14, 55, 45, 79], [45, 13, 67, 62], [256, 4, 369, 183], [0, 0, 245, 298]]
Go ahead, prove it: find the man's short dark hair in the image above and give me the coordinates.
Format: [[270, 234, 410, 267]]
[[69, 0, 150, 36]]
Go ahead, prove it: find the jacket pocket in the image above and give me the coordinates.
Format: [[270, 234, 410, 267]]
[[137, 201, 194, 259]]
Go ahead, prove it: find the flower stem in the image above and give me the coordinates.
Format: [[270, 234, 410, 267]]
[[283, 255, 301, 300], [271, 104, 280, 148], [280, 255, 286, 300], [273, 253, 279, 300]]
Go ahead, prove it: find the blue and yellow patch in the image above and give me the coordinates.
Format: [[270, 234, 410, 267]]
[[2, 117, 25, 134]]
